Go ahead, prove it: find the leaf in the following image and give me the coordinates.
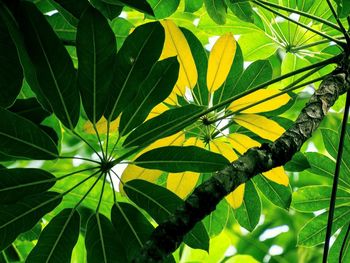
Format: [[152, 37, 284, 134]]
[[233, 60, 272, 95], [334, 0, 350, 18], [3, 245, 20, 262], [0, 168, 55, 204], [329, 224, 350, 263], [0, 192, 62, 251], [124, 180, 210, 251], [85, 213, 127, 263], [181, 27, 209, 106], [49, 0, 90, 26], [204, 0, 227, 24], [253, 174, 292, 210], [19, 2, 80, 128], [123, 104, 205, 147], [119, 57, 180, 135], [284, 152, 310, 172], [292, 186, 350, 212], [207, 33, 236, 93], [46, 12, 76, 42], [233, 114, 285, 141], [225, 0, 254, 23], [228, 89, 290, 114], [135, 146, 230, 173], [26, 209, 80, 263], [111, 202, 154, 261], [106, 22, 164, 120], [77, 6, 116, 123], [298, 206, 350, 247], [90, 0, 123, 20], [110, 18, 134, 50], [0, 107, 58, 160], [0, 11, 23, 108], [102, 0, 154, 16], [203, 198, 230, 237], [148, 0, 180, 18], [160, 20, 198, 96], [185, 0, 203, 12], [8, 98, 50, 124], [233, 181, 261, 231]]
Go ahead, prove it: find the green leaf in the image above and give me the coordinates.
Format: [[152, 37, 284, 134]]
[[0, 168, 55, 204], [0, 192, 62, 251], [204, 0, 227, 24], [305, 152, 350, 187], [46, 12, 76, 42], [0, 11, 23, 108], [334, 0, 350, 18], [85, 213, 127, 263], [26, 209, 80, 263], [19, 2, 80, 129], [77, 6, 116, 123], [185, 0, 203, 12], [3, 245, 20, 262], [134, 146, 230, 173], [102, 0, 154, 16], [203, 199, 230, 237], [90, 0, 123, 20], [233, 60, 272, 96], [49, 0, 90, 26], [238, 33, 278, 61], [106, 22, 164, 120], [119, 57, 180, 135], [123, 104, 204, 148], [147, 0, 180, 18], [292, 186, 350, 212], [284, 152, 310, 172], [233, 181, 261, 232], [213, 44, 244, 106], [111, 202, 154, 261], [8, 98, 50, 124], [124, 180, 210, 251], [225, 0, 254, 23], [298, 206, 350, 247], [0, 107, 58, 160], [181, 27, 209, 106], [253, 174, 292, 210], [329, 224, 350, 263], [110, 18, 134, 50]]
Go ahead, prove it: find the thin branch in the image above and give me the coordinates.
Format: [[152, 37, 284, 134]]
[[291, 37, 345, 52], [96, 173, 107, 212], [58, 156, 101, 164], [253, 0, 347, 48], [135, 59, 350, 262], [325, 0, 350, 45], [72, 130, 103, 161], [323, 90, 350, 262]]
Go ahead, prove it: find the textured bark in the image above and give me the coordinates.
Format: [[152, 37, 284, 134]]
[[134, 57, 350, 262]]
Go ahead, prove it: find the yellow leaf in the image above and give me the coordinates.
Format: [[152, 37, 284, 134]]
[[228, 133, 260, 154], [228, 89, 290, 114], [209, 138, 238, 162], [146, 103, 169, 121], [167, 171, 200, 199], [207, 33, 236, 93], [83, 117, 120, 134], [160, 20, 197, 95], [233, 114, 285, 141], [262, 166, 289, 186], [226, 184, 245, 209]]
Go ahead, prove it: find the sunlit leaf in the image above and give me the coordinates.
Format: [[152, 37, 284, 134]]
[[204, 0, 227, 24], [124, 180, 210, 251], [26, 209, 80, 263], [226, 184, 245, 209], [207, 33, 236, 93], [225, 0, 254, 23], [262, 166, 289, 186], [329, 224, 350, 263], [185, 0, 203, 12], [284, 152, 310, 172], [148, 0, 180, 18]]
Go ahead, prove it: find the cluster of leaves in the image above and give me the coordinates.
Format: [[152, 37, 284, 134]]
[[0, 0, 350, 262]]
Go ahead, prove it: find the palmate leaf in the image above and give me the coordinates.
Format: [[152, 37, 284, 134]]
[[204, 0, 227, 24], [105, 22, 165, 121], [124, 180, 210, 251], [119, 57, 179, 135], [329, 224, 350, 263], [0, 107, 58, 160], [123, 104, 204, 148], [8, 98, 50, 124], [225, 0, 254, 23], [185, 0, 203, 13], [233, 181, 261, 232], [0, 192, 62, 251], [298, 206, 350, 247], [26, 209, 80, 263], [86, 213, 127, 263], [134, 146, 230, 173], [19, 1, 80, 129], [0, 168, 55, 204], [0, 10, 23, 108], [147, 0, 180, 18], [89, 0, 123, 20], [77, 6, 116, 123], [49, 0, 89, 26]]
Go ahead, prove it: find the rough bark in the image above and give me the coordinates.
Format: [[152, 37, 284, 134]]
[[134, 56, 350, 262]]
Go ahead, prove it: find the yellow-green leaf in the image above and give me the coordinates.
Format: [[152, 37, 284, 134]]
[[207, 33, 236, 93]]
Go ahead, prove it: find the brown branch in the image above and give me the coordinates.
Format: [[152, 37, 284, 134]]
[[134, 55, 350, 262]]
